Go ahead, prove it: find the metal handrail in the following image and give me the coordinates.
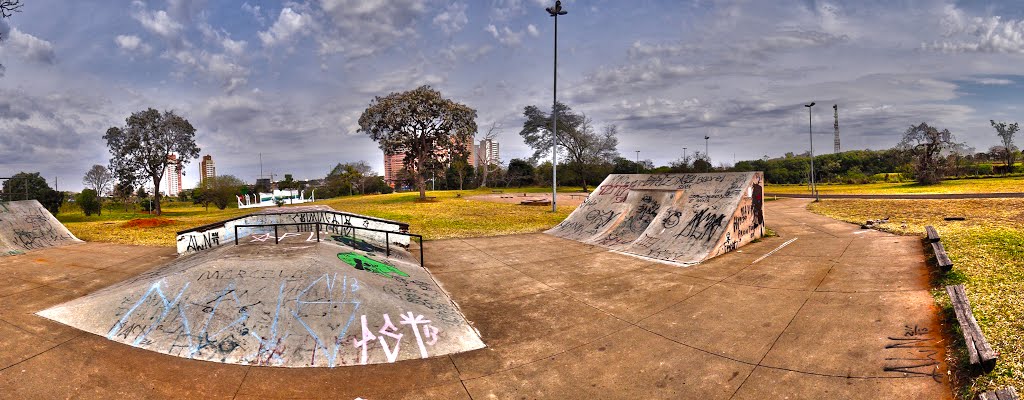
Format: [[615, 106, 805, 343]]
[[232, 222, 424, 267]]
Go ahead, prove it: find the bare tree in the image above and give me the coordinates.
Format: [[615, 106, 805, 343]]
[[990, 120, 1019, 172], [477, 121, 502, 188], [82, 165, 114, 196], [0, 0, 21, 18], [899, 122, 957, 185]]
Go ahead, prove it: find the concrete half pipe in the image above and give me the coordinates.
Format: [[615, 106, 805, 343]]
[[547, 172, 764, 264]]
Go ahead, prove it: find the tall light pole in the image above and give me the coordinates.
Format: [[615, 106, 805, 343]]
[[635, 150, 640, 173], [546, 0, 567, 212], [683, 147, 687, 163], [804, 102, 819, 202], [704, 135, 710, 172]]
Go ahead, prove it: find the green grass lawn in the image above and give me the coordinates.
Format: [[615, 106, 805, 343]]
[[809, 199, 1024, 398], [767, 175, 1024, 195]]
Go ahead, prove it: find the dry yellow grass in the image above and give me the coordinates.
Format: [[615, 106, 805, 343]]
[[810, 199, 1024, 398], [58, 188, 579, 246]]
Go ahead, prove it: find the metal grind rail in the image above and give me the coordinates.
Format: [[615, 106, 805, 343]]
[[233, 222, 424, 267]]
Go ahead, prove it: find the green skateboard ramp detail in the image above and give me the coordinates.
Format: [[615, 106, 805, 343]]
[[338, 252, 409, 278]]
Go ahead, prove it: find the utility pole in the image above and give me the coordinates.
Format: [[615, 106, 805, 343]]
[[805, 102, 819, 202], [635, 150, 640, 173], [833, 104, 840, 153]]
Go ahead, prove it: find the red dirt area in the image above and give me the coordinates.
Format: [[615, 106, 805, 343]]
[[123, 218, 177, 228]]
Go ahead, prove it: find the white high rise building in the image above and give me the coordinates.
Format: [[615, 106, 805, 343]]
[[165, 154, 182, 196], [477, 139, 499, 165]]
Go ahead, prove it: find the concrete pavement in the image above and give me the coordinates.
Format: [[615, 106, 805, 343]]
[[0, 198, 952, 399]]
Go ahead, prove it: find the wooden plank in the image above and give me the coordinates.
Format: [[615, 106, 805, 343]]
[[948, 285, 981, 365], [978, 387, 1019, 400], [947, 285, 999, 371], [932, 241, 954, 271], [996, 387, 1019, 400], [925, 225, 941, 243]]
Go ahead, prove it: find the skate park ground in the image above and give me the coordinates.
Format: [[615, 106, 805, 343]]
[[0, 198, 952, 399]]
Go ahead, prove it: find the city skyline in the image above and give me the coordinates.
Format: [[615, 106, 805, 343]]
[[3, 1, 1024, 191]]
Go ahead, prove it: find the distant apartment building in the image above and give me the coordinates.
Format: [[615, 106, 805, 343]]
[[200, 155, 215, 186], [476, 139, 499, 165], [383, 135, 476, 188], [165, 154, 182, 196]]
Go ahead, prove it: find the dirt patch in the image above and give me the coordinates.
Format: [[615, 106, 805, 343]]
[[123, 218, 177, 229], [466, 192, 589, 208]]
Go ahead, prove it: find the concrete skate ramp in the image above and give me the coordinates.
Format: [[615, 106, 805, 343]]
[[0, 200, 80, 256], [38, 233, 485, 367], [175, 205, 410, 256], [547, 172, 764, 264]]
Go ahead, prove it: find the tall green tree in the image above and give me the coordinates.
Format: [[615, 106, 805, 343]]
[[208, 175, 245, 210], [990, 120, 1019, 172], [103, 108, 200, 215], [358, 86, 477, 200], [75, 189, 102, 216], [899, 122, 956, 185], [2, 172, 62, 212], [519, 101, 619, 191]]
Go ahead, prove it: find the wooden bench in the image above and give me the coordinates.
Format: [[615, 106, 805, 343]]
[[979, 387, 1018, 400], [946, 284, 998, 372], [925, 225, 954, 271], [520, 199, 551, 206], [569, 194, 586, 199]]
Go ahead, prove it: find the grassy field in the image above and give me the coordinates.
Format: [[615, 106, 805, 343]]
[[767, 175, 1024, 195], [809, 199, 1024, 398], [56, 187, 583, 246]]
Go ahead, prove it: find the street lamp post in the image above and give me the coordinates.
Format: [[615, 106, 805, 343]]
[[635, 150, 640, 173], [804, 102, 819, 202], [704, 136, 710, 172], [546, 0, 566, 212]]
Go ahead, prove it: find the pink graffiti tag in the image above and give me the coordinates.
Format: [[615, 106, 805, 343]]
[[353, 315, 377, 365]]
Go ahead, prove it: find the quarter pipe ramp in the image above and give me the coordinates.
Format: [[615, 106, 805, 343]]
[[0, 200, 80, 256], [547, 172, 764, 264]]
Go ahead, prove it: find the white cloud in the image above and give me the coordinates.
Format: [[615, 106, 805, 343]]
[[433, 2, 468, 35], [0, 21, 56, 64], [241, 2, 265, 24], [316, 0, 429, 59], [258, 8, 309, 47], [131, 7, 183, 40], [114, 35, 153, 54], [355, 64, 444, 95], [485, 24, 525, 46], [527, 24, 539, 37], [221, 37, 247, 56], [924, 8, 1024, 54], [972, 77, 1014, 85]]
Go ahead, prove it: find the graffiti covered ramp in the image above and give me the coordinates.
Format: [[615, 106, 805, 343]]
[[0, 200, 80, 256], [37, 236, 485, 367], [547, 172, 764, 264]]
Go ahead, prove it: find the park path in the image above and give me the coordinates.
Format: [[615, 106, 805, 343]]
[[0, 199, 953, 399], [767, 191, 1024, 199]]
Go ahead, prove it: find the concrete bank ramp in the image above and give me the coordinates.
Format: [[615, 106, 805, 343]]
[[547, 172, 765, 264], [0, 200, 80, 256], [38, 234, 484, 367]]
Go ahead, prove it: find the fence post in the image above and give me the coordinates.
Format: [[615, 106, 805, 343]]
[[419, 236, 424, 268], [274, 225, 279, 244], [234, 226, 238, 245], [316, 222, 320, 242], [386, 231, 390, 257]]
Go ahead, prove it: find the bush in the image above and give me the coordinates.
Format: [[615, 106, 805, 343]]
[[76, 189, 102, 216]]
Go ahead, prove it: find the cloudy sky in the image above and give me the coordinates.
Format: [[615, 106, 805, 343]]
[[2, 0, 1024, 192]]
